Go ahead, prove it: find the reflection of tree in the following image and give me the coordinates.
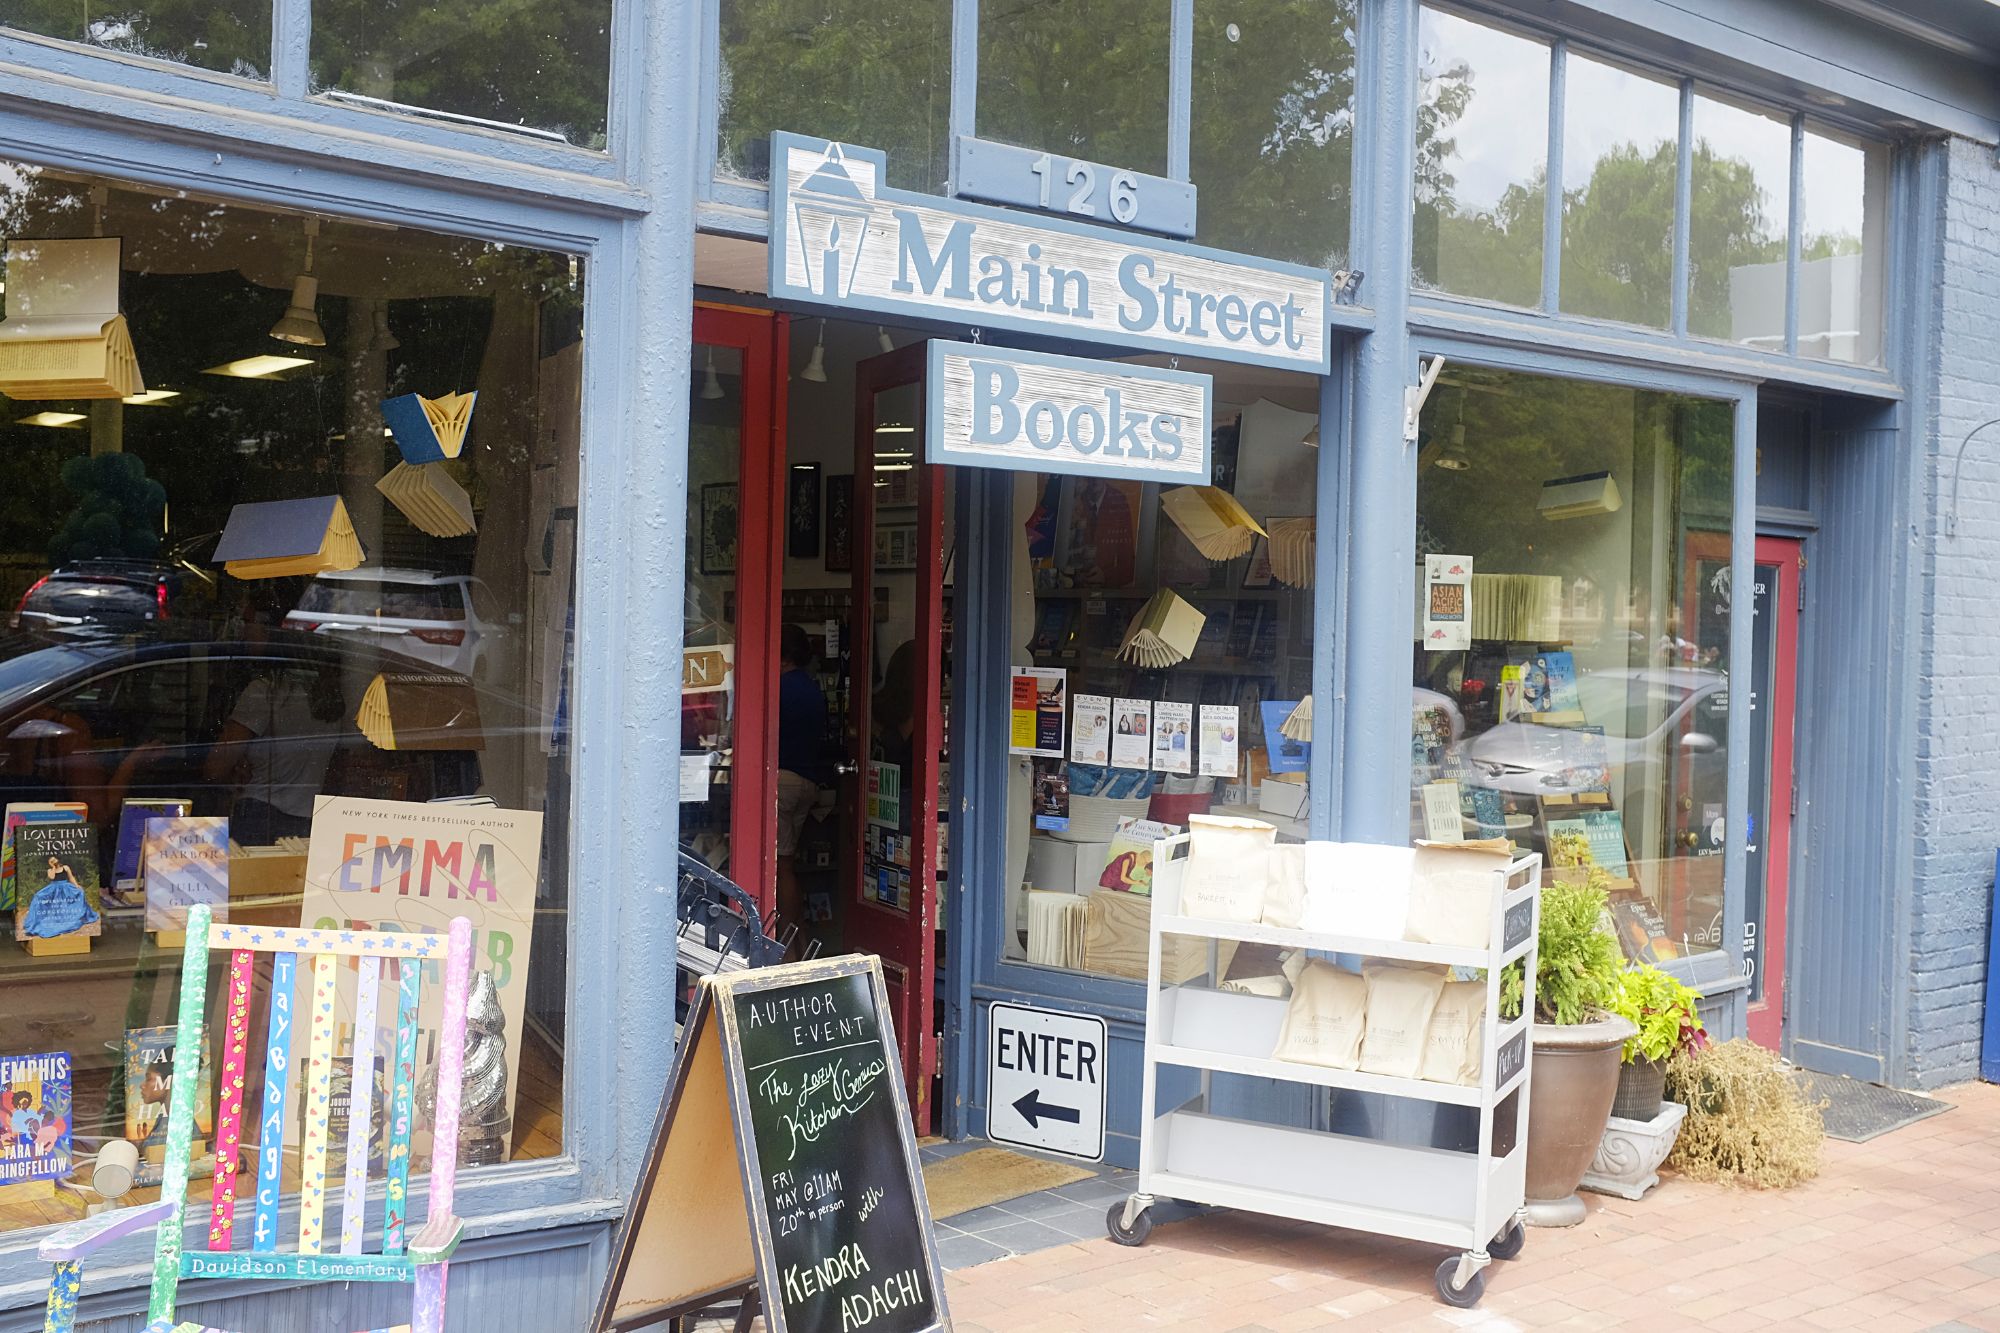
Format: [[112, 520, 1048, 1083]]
[[3, 0, 609, 145]]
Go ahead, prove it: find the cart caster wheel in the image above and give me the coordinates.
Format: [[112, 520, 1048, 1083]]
[[1106, 1201, 1154, 1247], [1434, 1256, 1485, 1308], [1488, 1220, 1526, 1260]]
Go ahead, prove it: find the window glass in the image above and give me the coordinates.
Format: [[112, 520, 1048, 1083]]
[[1687, 94, 1792, 347], [310, 1, 611, 148], [1191, 0, 1355, 270], [1798, 127, 1888, 365], [0, 162, 580, 1238], [1414, 369, 1733, 964], [681, 343, 744, 877], [1412, 7, 1549, 307], [977, 0, 1172, 178], [0, 1, 268, 79], [1559, 54, 1678, 328], [717, 0, 952, 193], [1003, 372, 1320, 981]]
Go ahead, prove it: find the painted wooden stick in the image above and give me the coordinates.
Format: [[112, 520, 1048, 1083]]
[[208, 947, 255, 1250], [148, 905, 211, 1326], [383, 956, 422, 1255], [41, 1258, 80, 1333], [252, 952, 298, 1254], [298, 951, 339, 1255], [341, 954, 382, 1255], [211, 922, 443, 959], [412, 920, 474, 1333]]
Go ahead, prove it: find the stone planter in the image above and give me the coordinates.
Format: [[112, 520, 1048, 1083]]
[[1611, 1055, 1668, 1122], [1525, 1014, 1636, 1228], [1582, 1100, 1688, 1201]]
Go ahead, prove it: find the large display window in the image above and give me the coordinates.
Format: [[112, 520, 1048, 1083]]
[[1411, 366, 1733, 965], [0, 161, 579, 1236], [1001, 366, 1320, 985]]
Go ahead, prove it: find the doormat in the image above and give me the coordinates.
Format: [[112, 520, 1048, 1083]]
[[1795, 1071, 1952, 1142], [922, 1146, 1093, 1220]]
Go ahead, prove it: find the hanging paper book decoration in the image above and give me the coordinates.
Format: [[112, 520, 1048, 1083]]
[[1116, 589, 1206, 669], [1281, 695, 1313, 743], [0, 238, 144, 400], [381, 390, 477, 463], [1267, 517, 1316, 588], [357, 672, 486, 751], [212, 495, 364, 579], [1159, 485, 1266, 561], [376, 461, 476, 538]]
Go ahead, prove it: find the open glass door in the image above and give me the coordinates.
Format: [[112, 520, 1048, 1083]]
[[839, 343, 945, 1132], [1746, 537, 1801, 1048], [681, 305, 786, 911]]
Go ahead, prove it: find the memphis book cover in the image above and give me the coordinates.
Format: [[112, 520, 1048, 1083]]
[[0, 1051, 73, 1186]]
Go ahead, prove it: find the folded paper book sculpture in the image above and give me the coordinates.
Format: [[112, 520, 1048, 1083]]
[[1268, 517, 1316, 588], [1117, 589, 1206, 669], [0, 238, 144, 400], [1160, 485, 1266, 561], [382, 390, 477, 464], [377, 461, 476, 538], [357, 673, 486, 751], [212, 495, 364, 580], [1282, 695, 1313, 743]]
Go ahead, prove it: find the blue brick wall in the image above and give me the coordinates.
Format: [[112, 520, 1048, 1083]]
[[1908, 136, 2000, 1087]]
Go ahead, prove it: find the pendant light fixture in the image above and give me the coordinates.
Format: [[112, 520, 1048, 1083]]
[[270, 218, 327, 347], [800, 318, 828, 383], [877, 325, 895, 354], [701, 347, 726, 400]]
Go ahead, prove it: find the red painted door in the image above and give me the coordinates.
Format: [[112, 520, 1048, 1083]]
[[840, 343, 943, 1131], [1747, 537, 1802, 1048], [687, 304, 788, 915]]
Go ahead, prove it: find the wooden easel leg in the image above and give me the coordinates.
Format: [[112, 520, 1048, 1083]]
[[732, 1285, 761, 1333]]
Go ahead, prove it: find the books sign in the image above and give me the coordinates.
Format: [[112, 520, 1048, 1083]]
[[769, 133, 1330, 373], [929, 341, 1211, 486]]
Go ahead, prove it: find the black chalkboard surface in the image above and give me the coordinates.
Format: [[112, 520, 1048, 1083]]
[[591, 956, 950, 1333]]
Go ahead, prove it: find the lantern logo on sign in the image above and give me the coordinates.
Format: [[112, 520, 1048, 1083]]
[[789, 143, 873, 301]]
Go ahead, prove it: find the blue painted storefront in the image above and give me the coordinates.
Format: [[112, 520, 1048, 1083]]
[[0, 0, 1996, 1326]]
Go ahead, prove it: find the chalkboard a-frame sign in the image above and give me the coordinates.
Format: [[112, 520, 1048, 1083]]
[[590, 955, 951, 1332]]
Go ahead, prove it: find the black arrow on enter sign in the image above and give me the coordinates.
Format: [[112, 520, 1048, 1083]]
[[1013, 1089, 1082, 1129]]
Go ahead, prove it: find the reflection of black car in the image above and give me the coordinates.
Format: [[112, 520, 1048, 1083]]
[[0, 628, 538, 869], [11, 539, 223, 633]]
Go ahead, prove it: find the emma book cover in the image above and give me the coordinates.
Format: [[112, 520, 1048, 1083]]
[[13, 820, 101, 948]]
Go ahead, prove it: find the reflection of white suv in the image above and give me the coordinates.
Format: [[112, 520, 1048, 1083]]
[[286, 568, 508, 678]]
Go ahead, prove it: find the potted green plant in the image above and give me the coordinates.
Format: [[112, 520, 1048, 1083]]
[[1607, 964, 1707, 1121], [1501, 868, 1634, 1227]]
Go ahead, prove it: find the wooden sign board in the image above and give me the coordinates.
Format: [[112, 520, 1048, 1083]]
[[592, 955, 950, 1333]]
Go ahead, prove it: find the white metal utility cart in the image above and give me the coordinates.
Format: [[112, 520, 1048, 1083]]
[[1108, 836, 1543, 1308]]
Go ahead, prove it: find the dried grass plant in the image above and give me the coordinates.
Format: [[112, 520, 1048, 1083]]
[[1663, 1038, 1825, 1188]]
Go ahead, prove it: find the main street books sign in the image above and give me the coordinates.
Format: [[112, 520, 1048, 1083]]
[[770, 133, 1331, 375], [928, 342, 1212, 487]]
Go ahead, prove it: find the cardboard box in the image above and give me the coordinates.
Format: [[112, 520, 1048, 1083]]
[[1025, 837, 1111, 895]]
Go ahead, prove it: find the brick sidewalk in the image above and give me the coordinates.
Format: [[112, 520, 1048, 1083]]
[[945, 1081, 2000, 1331]]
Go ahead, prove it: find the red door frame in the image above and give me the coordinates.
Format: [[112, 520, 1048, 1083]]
[[693, 303, 790, 916], [843, 343, 942, 1133], [1748, 536, 1802, 1048]]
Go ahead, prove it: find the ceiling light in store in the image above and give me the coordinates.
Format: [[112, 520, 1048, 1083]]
[[877, 325, 895, 353], [269, 218, 326, 347], [799, 318, 828, 383], [17, 411, 86, 428], [874, 462, 914, 474], [701, 348, 725, 400], [1433, 455, 1471, 471], [874, 450, 913, 461], [874, 424, 914, 434], [203, 354, 315, 379], [122, 388, 181, 405], [371, 305, 399, 354]]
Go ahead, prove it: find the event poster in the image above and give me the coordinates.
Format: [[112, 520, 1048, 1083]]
[[0, 1051, 71, 1186], [1071, 694, 1111, 765], [1031, 757, 1071, 832], [1111, 698, 1152, 770], [1424, 554, 1472, 651], [1153, 701, 1193, 775], [299, 796, 543, 1166], [1009, 666, 1066, 757], [1198, 705, 1240, 778]]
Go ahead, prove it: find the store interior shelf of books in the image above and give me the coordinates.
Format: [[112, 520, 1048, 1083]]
[[1005, 392, 1321, 983]]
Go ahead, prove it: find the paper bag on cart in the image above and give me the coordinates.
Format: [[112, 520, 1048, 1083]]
[[1405, 839, 1511, 950]]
